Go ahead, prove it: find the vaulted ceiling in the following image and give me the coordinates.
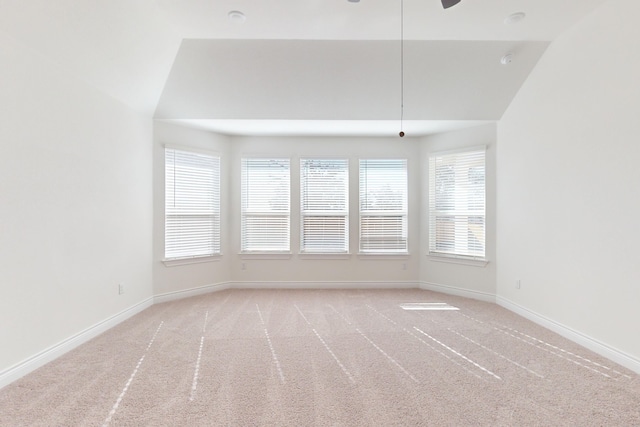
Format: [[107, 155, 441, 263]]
[[0, 0, 609, 136]]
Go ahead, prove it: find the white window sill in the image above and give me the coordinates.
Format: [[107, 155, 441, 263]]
[[162, 254, 222, 267], [427, 254, 488, 267], [298, 253, 351, 260], [358, 253, 410, 260], [239, 252, 292, 260]]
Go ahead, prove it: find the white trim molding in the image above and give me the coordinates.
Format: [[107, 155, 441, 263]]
[[426, 254, 489, 267], [162, 255, 222, 267], [358, 253, 410, 260], [231, 280, 420, 290], [419, 281, 496, 303], [239, 253, 293, 260], [0, 297, 154, 390], [154, 282, 232, 304], [298, 253, 351, 260], [6, 282, 638, 393], [497, 296, 640, 375]]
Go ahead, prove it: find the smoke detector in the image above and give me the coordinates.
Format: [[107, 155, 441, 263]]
[[504, 12, 526, 25], [228, 11, 246, 23]]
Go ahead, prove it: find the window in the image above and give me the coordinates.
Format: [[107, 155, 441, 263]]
[[241, 158, 290, 252], [165, 147, 220, 260], [428, 147, 485, 259], [359, 159, 408, 253], [300, 158, 349, 253]]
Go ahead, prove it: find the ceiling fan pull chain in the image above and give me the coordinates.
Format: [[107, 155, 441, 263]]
[[399, 0, 405, 137]]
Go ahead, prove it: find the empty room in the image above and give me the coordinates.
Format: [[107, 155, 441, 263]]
[[1, 0, 639, 425]]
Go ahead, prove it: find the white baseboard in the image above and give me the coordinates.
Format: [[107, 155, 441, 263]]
[[0, 297, 154, 390], [6, 282, 637, 392], [154, 282, 232, 304], [497, 296, 640, 375], [230, 280, 420, 290], [2, 280, 414, 389], [419, 281, 496, 303]]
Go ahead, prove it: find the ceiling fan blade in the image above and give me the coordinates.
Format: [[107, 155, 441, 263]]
[[441, 0, 462, 9]]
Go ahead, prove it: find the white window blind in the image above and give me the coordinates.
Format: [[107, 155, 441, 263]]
[[359, 159, 408, 253], [241, 158, 290, 252], [428, 147, 485, 259], [300, 158, 349, 253], [165, 148, 220, 260]]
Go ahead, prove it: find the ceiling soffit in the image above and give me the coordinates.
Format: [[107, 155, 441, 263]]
[[155, 39, 549, 123]]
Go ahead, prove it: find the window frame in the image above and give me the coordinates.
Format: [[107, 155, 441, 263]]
[[428, 146, 486, 262], [358, 158, 409, 255], [240, 157, 291, 254], [163, 145, 221, 264], [299, 157, 350, 254]]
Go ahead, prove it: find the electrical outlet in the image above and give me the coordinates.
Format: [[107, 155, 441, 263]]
[[402, 263, 407, 270], [515, 279, 521, 289], [118, 283, 125, 295], [241, 263, 246, 270]]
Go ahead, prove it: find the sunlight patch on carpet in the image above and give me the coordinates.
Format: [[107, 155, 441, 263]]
[[399, 303, 459, 311]]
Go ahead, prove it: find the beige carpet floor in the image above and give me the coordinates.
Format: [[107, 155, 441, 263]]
[[1, 288, 639, 426]]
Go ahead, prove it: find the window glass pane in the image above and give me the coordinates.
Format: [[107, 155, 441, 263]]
[[359, 159, 408, 253], [165, 148, 220, 259], [429, 149, 485, 258], [302, 216, 348, 252], [300, 159, 349, 253], [241, 158, 290, 252]]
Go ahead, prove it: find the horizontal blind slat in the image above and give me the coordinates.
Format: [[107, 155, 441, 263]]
[[359, 159, 408, 253], [428, 148, 485, 258], [165, 148, 220, 259], [241, 158, 291, 251], [300, 158, 349, 253]]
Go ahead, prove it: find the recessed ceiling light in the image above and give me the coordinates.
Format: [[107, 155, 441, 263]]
[[501, 53, 514, 65], [504, 12, 526, 25], [348, 0, 360, 2], [228, 10, 246, 23]]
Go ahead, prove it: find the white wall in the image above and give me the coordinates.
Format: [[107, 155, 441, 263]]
[[228, 136, 421, 286], [152, 128, 423, 292], [497, 0, 640, 366], [153, 122, 232, 297], [419, 124, 497, 300], [0, 35, 153, 375], [152, 124, 500, 294]]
